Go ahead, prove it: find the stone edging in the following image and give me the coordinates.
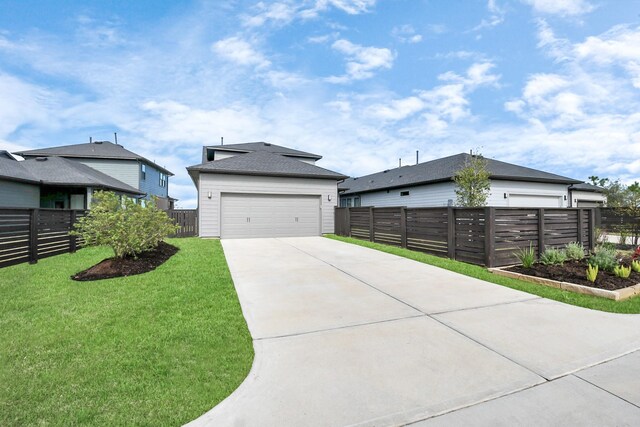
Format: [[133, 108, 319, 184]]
[[489, 267, 640, 301]]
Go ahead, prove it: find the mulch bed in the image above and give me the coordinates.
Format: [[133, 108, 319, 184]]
[[72, 242, 179, 281], [508, 259, 640, 291]]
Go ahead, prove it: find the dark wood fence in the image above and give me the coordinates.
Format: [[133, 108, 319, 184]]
[[0, 208, 86, 269], [167, 209, 198, 237], [335, 206, 595, 267], [596, 208, 640, 232]]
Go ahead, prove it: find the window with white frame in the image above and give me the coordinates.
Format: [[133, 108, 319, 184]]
[[141, 164, 146, 180], [159, 172, 167, 188]]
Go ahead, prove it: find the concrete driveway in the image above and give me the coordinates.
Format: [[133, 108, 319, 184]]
[[188, 237, 640, 426]]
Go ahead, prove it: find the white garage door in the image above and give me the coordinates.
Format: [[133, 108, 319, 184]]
[[508, 194, 562, 208], [221, 193, 321, 239]]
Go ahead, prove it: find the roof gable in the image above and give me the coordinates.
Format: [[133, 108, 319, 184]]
[[187, 151, 346, 180], [340, 153, 581, 195]]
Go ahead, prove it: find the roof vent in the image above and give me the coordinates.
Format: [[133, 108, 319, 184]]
[[383, 170, 389, 173], [35, 157, 48, 162], [94, 141, 104, 144], [264, 142, 271, 146]]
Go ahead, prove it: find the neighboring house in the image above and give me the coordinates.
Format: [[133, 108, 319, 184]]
[[339, 153, 607, 209], [0, 156, 143, 209], [187, 142, 347, 238], [15, 140, 175, 209]]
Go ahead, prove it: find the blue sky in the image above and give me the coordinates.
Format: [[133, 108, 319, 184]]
[[1, 0, 639, 207]]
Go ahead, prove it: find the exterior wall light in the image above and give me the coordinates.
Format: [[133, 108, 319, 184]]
[[207, 191, 212, 199], [503, 193, 508, 199], [327, 194, 332, 202]]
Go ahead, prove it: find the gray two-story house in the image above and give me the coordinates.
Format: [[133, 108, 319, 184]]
[[15, 140, 174, 209]]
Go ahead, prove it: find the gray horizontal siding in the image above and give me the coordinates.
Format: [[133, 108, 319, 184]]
[[72, 158, 140, 190], [0, 179, 40, 208]]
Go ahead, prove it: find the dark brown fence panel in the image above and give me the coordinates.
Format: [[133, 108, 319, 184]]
[[454, 209, 486, 265], [349, 207, 371, 241], [597, 208, 639, 232], [168, 209, 198, 237], [493, 209, 539, 267], [334, 206, 594, 268], [372, 207, 402, 246], [544, 209, 579, 247], [406, 208, 449, 256], [0, 209, 31, 268], [38, 210, 73, 260]]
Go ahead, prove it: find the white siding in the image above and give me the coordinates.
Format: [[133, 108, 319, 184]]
[[212, 151, 238, 161], [570, 190, 606, 207], [0, 179, 40, 208], [343, 179, 573, 208], [352, 182, 457, 208], [487, 180, 569, 207], [198, 173, 338, 237], [71, 158, 140, 189]]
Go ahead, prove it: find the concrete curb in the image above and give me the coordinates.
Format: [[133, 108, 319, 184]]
[[489, 267, 640, 301]]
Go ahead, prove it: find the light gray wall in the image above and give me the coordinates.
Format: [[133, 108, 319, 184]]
[[353, 181, 457, 208], [198, 173, 338, 237], [72, 158, 140, 190], [342, 179, 573, 208], [0, 179, 40, 208]]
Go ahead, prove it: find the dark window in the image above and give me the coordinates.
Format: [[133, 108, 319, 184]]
[[340, 199, 347, 208], [354, 196, 361, 207], [400, 191, 410, 196], [141, 164, 146, 180]]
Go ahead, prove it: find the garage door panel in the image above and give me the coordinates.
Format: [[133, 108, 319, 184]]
[[221, 193, 320, 239], [509, 195, 562, 208]]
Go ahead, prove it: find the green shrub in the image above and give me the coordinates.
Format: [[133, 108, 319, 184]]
[[71, 191, 179, 259], [632, 260, 640, 273], [614, 265, 631, 279], [514, 243, 536, 268], [539, 247, 567, 265], [594, 227, 605, 245], [565, 242, 585, 261], [588, 245, 618, 273], [586, 264, 598, 283]]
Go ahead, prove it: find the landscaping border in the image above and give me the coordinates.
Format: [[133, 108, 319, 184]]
[[489, 267, 640, 301]]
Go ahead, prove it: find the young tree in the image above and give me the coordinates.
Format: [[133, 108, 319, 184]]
[[454, 153, 491, 207], [588, 175, 626, 207], [621, 182, 640, 245], [71, 191, 179, 258]]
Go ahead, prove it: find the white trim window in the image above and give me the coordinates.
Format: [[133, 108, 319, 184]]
[[159, 172, 167, 188], [141, 164, 146, 180]]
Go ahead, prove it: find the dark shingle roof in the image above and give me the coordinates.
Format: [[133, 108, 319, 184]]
[[570, 182, 605, 193], [187, 151, 346, 180], [339, 153, 581, 195], [15, 141, 174, 176], [0, 157, 37, 183], [0, 157, 143, 195], [206, 142, 322, 160]]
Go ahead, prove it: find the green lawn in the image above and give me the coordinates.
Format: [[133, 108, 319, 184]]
[[0, 238, 253, 426], [327, 235, 640, 314]]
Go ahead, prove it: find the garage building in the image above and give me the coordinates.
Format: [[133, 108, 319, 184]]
[[187, 143, 347, 239]]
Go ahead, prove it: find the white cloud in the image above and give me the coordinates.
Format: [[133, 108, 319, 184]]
[[241, 2, 297, 27], [522, 0, 594, 16], [300, 0, 377, 18], [391, 25, 423, 44], [211, 36, 271, 68], [327, 39, 395, 83], [470, 0, 506, 32]]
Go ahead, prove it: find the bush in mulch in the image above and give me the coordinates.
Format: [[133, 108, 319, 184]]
[[72, 241, 178, 281]]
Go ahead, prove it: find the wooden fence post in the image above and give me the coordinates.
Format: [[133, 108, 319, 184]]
[[447, 207, 456, 260], [29, 208, 39, 264], [484, 207, 495, 268], [577, 209, 584, 248], [400, 207, 407, 248], [538, 208, 545, 257], [369, 206, 374, 242], [345, 208, 351, 237], [69, 210, 77, 253], [589, 208, 596, 250]]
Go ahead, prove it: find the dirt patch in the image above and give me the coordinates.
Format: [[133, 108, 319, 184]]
[[508, 259, 640, 291], [72, 242, 179, 281]]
